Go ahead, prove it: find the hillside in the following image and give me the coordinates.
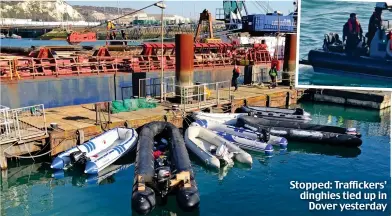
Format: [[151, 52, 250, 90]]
[[0, 0, 84, 21], [0, 1, 139, 22], [72, 5, 137, 22]]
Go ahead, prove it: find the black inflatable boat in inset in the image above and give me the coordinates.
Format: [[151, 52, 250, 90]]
[[236, 116, 362, 147], [240, 106, 312, 122], [307, 50, 392, 77], [132, 121, 200, 215]]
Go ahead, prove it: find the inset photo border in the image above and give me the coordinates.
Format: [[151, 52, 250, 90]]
[[295, 0, 392, 90]]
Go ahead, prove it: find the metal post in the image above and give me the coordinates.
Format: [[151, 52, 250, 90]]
[[160, 2, 164, 102], [216, 82, 219, 105]]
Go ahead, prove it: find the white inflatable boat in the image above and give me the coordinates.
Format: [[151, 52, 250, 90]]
[[51, 128, 138, 174], [192, 118, 288, 149], [185, 125, 253, 169]]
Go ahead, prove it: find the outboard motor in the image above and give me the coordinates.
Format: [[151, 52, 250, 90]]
[[257, 127, 270, 143], [346, 128, 361, 137], [294, 108, 304, 115], [70, 150, 87, 165], [215, 143, 234, 165], [154, 166, 172, 199]]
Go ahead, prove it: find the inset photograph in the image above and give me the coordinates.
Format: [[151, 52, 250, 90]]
[[298, 1, 392, 89]]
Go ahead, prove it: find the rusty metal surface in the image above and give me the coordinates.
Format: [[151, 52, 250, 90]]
[[284, 33, 297, 72], [175, 34, 194, 86]]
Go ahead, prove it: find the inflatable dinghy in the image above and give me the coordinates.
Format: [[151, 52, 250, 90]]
[[51, 128, 138, 174], [193, 118, 288, 149], [241, 106, 312, 122], [132, 122, 199, 215], [185, 125, 253, 169], [214, 131, 273, 154], [193, 112, 245, 125], [237, 116, 362, 147]]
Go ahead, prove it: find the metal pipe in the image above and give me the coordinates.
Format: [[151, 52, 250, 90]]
[[283, 33, 297, 72], [160, 2, 164, 102], [175, 34, 194, 97]]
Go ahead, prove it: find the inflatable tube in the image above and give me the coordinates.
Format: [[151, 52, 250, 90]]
[[214, 131, 273, 155], [193, 112, 245, 125], [193, 119, 288, 149], [85, 128, 138, 174], [51, 128, 137, 170], [237, 116, 362, 147], [245, 115, 360, 135], [185, 125, 253, 169], [241, 106, 312, 122], [308, 49, 392, 77], [132, 121, 199, 215]]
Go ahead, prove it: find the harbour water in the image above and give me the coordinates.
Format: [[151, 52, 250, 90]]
[[1, 102, 390, 216], [298, 0, 392, 87]]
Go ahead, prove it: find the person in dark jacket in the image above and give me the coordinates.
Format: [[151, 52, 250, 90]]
[[367, 7, 383, 46], [343, 13, 363, 55], [232, 65, 240, 91]]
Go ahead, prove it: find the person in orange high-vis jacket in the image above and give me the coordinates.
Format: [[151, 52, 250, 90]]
[[343, 13, 363, 55]]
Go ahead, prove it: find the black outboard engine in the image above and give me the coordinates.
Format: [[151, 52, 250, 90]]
[[70, 150, 87, 165], [257, 127, 270, 143], [154, 166, 172, 199], [294, 108, 304, 115], [248, 111, 255, 117]]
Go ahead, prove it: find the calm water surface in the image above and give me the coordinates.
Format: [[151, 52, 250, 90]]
[[298, 0, 392, 88], [1, 102, 390, 216]]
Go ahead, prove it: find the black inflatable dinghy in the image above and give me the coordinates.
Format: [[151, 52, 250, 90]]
[[236, 116, 362, 147], [132, 121, 200, 215], [241, 106, 312, 122]]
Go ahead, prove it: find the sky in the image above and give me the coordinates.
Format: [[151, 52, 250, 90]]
[[69, 1, 295, 18]]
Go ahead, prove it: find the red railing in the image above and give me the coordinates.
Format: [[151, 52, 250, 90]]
[[0, 49, 272, 79]]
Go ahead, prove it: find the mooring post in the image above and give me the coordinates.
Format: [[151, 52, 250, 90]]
[[0, 145, 8, 170], [95, 103, 99, 125]]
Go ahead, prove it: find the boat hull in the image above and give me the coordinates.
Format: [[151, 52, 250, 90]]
[[51, 127, 138, 172], [308, 50, 392, 77], [185, 125, 253, 168], [237, 116, 362, 147], [192, 114, 288, 148]]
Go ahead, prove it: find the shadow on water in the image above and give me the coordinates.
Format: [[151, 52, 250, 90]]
[[287, 142, 362, 158], [1, 151, 136, 190]]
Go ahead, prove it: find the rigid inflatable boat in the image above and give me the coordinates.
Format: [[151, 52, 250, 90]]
[[132, 122, 199, 215], [305, 1, 392, 77], [185, 125, 253, 169], [237, 115, 362, 147], [51, 128, 138, 174], [241, 106, 312, 122], [192, 117, 288, 149]]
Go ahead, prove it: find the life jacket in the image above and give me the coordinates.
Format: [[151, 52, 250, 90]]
[[348, 19, 360, 33], [269, 68, 277, 77]]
